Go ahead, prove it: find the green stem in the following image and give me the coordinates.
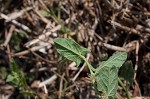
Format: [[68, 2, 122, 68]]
[[81, 56, 96, 83], [118, 78, 131, 99], [85, 60, 94, 74], [82, 56, 95, 73]]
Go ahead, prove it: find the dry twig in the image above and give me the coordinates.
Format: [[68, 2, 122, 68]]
[[39, 75, 57, 88], [0, 13, 32, 33], [72, 53, 90, 82]]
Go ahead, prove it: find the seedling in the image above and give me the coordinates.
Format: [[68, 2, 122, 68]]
[[54, 38, 128, 99], [6, 60, 35, 97]]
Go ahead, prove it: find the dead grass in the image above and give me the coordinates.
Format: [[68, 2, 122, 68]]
[[0, 0, 150, 98]]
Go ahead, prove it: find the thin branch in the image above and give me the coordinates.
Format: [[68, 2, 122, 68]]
[[39, 75, 57, 88], [72, 53, 90, 82], [0, 13, 32, 33], [5, 7, 33, 22], [110, 21, 141, 36], [24, 25, 61, 47], [12, 45, 48, 57], [98, 42, 128, 52], [3, 25, 15, 47], [59, 73, 65, 99]]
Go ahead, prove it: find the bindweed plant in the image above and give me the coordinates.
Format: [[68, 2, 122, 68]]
[[54, 38, 128, 99]]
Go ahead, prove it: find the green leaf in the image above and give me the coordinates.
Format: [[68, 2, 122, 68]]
[[10, 60, 19, 73], [20, 91, 35, 97], [7, 60, 28, 90], [6, 72, 20, 87], [39, 10, 50, 17], [54, 38, 90, 66], [96, 52, 127, 73], [96, 66, 118, 98], [6, 74, 15, 83], [119, 61, 134, 86], [58, 58, 68, 65], [58, 25, 71, 34], [0, 67, 7, 80], [14, 45, 20, 51]]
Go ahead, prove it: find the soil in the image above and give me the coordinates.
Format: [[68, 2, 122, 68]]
[[0, 0, 150, 99]]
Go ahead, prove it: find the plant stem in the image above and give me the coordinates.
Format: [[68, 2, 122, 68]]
[[118, 78, 131, 99], [82, 56, 95, 73], [81, 56, 96, 83], [85, 60, 94, 74]]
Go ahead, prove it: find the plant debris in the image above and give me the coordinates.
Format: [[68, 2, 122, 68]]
[[0, 0, 150, 98]]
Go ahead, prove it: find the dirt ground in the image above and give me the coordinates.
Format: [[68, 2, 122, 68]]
[[0, 0, 150, 99]]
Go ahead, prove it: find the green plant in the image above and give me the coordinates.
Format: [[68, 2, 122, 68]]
[[49, 1, 71, 34], [54, 38, 130, 99], [12, 32, 28, 51], [6, 60, 34, 96]]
